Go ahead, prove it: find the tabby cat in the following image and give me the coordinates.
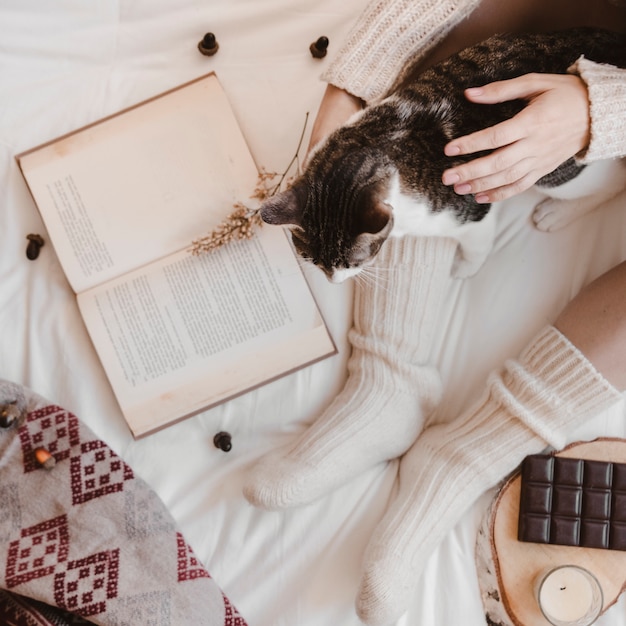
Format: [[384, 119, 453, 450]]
[[260, 28, 626, 281]]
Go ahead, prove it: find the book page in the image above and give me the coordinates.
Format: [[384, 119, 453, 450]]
[[17, 74, 257, 293], [77, 226, 336, 438]]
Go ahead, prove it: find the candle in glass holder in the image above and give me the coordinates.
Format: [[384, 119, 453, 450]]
[[537, 565, 603, 626]]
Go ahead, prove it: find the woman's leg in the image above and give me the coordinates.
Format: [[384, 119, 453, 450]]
[[243, 237, 458, 509], [556, 260, 626, 390], [357, 262, 626, 625]]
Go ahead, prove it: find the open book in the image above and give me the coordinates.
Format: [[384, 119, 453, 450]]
[[16, 73, 336, 438]]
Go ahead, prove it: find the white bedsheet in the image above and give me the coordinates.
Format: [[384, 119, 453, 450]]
[[2, 2, 625, 624]]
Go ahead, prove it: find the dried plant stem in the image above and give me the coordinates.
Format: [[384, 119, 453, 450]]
[[190, 112, 309, 255], [267, 111, 309, 197]]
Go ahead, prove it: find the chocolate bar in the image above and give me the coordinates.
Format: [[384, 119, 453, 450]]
[[517, 454, 626, 551]]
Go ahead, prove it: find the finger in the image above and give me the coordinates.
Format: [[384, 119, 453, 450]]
[[462, 73, 548, 105], [444, 116, 527, 157], [444, 74, 554, 157], [450, 159, 535, 198], [443, 142, 529, 187], [473, 172, 540, 204], [453, 158, 533, 197]]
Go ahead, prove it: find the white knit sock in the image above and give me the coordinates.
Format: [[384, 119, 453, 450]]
[[356, 326, 623, 626], [243, 236, 458, 510]]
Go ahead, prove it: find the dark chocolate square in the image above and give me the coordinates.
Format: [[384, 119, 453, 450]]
[[581, 520, 610, 549], [550, 516, 580, 546], [582, 489, 611, 520], [553, 486, 582, 516], [613, 463, 626, 491], [554, 457, 584, 486], [523, 484, 553, 514], [522, 455, 553, 483], [613, 493, 626, 522], [609, 522, 626, 551], [584, 459, 613, 489], [518, 514, 551, 544]]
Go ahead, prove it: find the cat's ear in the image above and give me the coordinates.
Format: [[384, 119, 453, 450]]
[[351, 231, 389, 265], [350, 196, 393, 266], [259, 183, 306, 226], [357, 196, 393, 235]]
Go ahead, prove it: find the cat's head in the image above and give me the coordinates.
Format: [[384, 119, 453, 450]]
[[260, 148, 395, 283]]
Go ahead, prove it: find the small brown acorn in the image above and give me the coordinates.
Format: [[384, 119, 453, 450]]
[[213, 431, 232, 452], [310, 36, 329, 59], [198, 32, 219, 56], [26, 234, 45, 260]]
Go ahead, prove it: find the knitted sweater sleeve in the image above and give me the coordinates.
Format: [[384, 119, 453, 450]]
[[569, 57, 626, 162], [321, 0, 482, 103]]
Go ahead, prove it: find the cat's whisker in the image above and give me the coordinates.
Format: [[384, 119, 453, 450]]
[[358, 274, 378, 291], [361, 268, 393, 283], [363, 274, 390, 294], [354, 267, 391, 292], [358, 275, 385, 293], [363, 263, 395, 272], [352, 273, 367, 289], [359, 264, 393, 284]]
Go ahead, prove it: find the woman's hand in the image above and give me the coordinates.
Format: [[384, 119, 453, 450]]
[[307, 84, 364, 157], [442, 73, 591, 203]]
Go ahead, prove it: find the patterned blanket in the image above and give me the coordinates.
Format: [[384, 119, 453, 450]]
[[0, 380, 247, 626]]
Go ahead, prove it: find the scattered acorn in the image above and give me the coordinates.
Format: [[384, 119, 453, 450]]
[[310, 36, 329, 59], [198, 32, 219, 56], [26, 234, 44, 260], [213, 431, 232, 452]]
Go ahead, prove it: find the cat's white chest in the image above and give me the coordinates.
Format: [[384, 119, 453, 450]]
[[385, 173, 496, 277], [388, 189, 459, 237]]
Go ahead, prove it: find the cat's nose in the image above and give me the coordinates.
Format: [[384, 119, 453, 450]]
[[327, 269, 347, 284], [328, 266, 362, 283]]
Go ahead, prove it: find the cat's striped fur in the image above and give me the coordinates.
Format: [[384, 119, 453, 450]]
[[261, 28, 626, 281]]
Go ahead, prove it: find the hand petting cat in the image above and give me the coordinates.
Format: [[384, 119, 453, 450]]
[[442, 72, 591, 203], [309, 73, 592, 207]]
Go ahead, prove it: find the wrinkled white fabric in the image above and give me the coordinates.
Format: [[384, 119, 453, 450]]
[[1, 2, 626, 625]]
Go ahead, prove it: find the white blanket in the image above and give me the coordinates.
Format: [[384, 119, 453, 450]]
[[2, 1, 625, 624]]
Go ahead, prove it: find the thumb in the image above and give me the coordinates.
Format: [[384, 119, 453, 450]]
[[464, 74, 544, 104]]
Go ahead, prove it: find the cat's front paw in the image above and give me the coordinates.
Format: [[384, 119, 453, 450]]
[[532, 197, 597, 232], [533, 198, 576, 232]]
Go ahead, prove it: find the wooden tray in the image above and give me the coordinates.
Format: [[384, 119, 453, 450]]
[[477, 439, 626, 625]]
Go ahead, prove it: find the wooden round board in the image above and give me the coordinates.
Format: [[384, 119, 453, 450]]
[[478, 438, 626, 626]]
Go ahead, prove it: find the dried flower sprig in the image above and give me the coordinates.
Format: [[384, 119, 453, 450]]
[[190, 112, 309, 255]]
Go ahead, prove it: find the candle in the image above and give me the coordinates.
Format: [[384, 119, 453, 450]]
[[537, 566, 603, 626]]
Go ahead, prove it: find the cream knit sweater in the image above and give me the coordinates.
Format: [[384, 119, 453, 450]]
[[322, 0, 626, 162]]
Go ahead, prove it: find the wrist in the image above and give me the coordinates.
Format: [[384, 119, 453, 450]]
[[569, 74, 592, 156], [307, 85, 364, 154]]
